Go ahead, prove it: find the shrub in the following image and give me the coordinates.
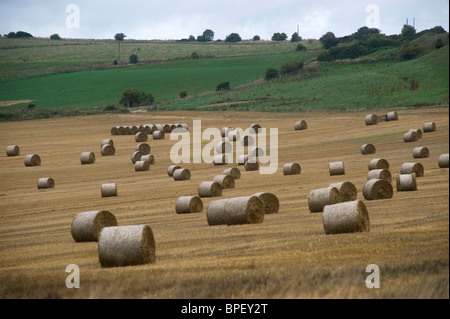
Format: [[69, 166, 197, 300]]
[[129, 54, 138, 64], [225, 33, 242, 42], [112, 60, 118, 65], [191, 52, 199, 59], [50, 34, 61, 40], [264, 68, 279, 81], [253, 35, 260, 41], [399, 44, 420, 60], [435, 38, 444, 49], [216, 82, 230, 91], [296, 43, 307, 51], [280, 60, 304, 76], [179, 91, 188, 98], [119, 88, 154, 107]]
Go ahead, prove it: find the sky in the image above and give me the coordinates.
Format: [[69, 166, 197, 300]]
[[1, 0, 448, 40]]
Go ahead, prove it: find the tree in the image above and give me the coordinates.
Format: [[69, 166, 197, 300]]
[[280, 60, 304, 76], [435, 38, 444, 49], [216, 82, 230, 91], [188, 35, 196, 41], [7, 31, 33, 38], [114, 33, 126, 61], [296, 43, 307, 51], [119, 88, 154, 107], [50, 34, 61, 40], [272, 32, 288, 41], [401, 24, 416, 41], [199, 29, 214, 42], [225, 33, 242, 42], [320, 31, 338, 49], [129, 54, 138, 64], [264, 68, 279, 81], [290, 32, 302, 42], [253, 35, 260, 41]]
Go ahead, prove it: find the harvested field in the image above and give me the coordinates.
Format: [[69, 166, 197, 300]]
[[0, 108, 448, 299]]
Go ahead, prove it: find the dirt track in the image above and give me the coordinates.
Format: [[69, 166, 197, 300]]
[[0, 108, 448, 299]]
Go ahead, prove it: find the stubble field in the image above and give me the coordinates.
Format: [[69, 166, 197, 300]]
[[0, 107, 448, 299]]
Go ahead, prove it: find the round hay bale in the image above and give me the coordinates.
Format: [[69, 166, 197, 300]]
[[24, 154, 41, 167], [131, 151, 143, 164], [367, 169, 392, 182], [154, 124, 164, 131], [215, 141, 232, 154], [283, 163, 301, 175], [360, 144, 376, 155], [37, 177, 54, 189], [386, 111, 399, 121], [101, 139, 114, 147], [198, 181, 222, 197], [167, 165, 181, 176], [244, 160, 259, 171], [173, 168, 191, 181], [80, 152, 96, 164], [251, 146, 264, 157], [363, 179, 393, 200], [135, 132, 148, 143], [98, 224, 156, 267], [408, 128, 422, 139], [101, 144, 115, 156], [403, 131, 418, 142], [223, 167, 241, 179], [6, 145, 20, 156], [329, 182, 357, 202], [395, 173, 417, 191], [175, 196, 203, 214], [253, 192, 279, 214], [143, 124, 156, 133], [180, 123, 189, 130], [134, 160, 150, 171], [368, 158, 389, 170], [162, 124, 171, 133], [152, 130, 165, 140], [141, 154, 155, 164], [136, 143, 150, 155], [213, 154, 228, 166], [400, 162, 424, 177], [240, 135, 254, 147], [329, 161, 345, 176], [71, 210, 118, 242], [237, 154, 249, 165], [221, 127, 233, 138], [123, 126, 132, 135], [294, 120, 308, 130], [249, 123, 262, 134], [323, 200, 370, 234], [130, 125, 139, 134], [207, 196, 264, 226], [110, 126, 119, 135], [228, 130, 239, 142], [377, 114, 388, 122], [412, 147, 429, 158], [438, 153, 449, 168], [213, 174, 235, 189], [101, 183, 117, 197], [308, 187, 342, 213], [365, 114, 378, 125], [423, 122, 436, 132]]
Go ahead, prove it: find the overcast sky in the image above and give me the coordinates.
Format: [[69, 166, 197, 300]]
[[1, 0, 448, 40]]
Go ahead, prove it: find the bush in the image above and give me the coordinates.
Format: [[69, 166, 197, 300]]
[[7, 31, 33, 38], [129, 54, 138, 64], [225, 33, 242, 42], [191, 52, 199, 59], [296, 43, 307, 51], [435, 38, 444, 49], [264, 68, 279, 81], [280, 60, 304, 76], [253, 35, 260, 41], [113, 60, 118, 65], [119, 88, 154, 107], [272, 32, 288, 41], [216, 82, 230, 91], [399, 44, 420, 60], [179, 91, 188, 98]]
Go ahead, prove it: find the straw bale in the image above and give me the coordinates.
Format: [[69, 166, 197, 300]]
[[24, 154, 41, 166], [37, 177, 54, 189], [71, 210, 117, 242], [6, 145, 20, 156], [412, 147, 429, 158], [329, 181, 357, 202], [294, 120, 308, 130], [134, 160, 150, 171], [167, 165, 181, 176], [198, 181, 222, 197], [223, 167, 241, 179], [438, 153, 449, 168], [101, 144, 115, 156], [283, 163, 301, 175], [368, 158, 389, 170], [101, 183, 117, 197], [213, 174, 235, 189], [323, 200, 370, 234], [253, 192, 279, 214], [173, 168, 191, 181], [360, 144, 376, 155], [329, 161, 345, 175], [308, 187, 342, 213], [395, 173, 417, 191], [423, 122, 436, 132], [367, 169, 392, 182], [365, 114, 378, 125], [363, 179, 393, 200], [176, 196, 203, 214], [207, 196, 264, 226], [131, 151, 143, 164], [136, 143, 151, 155], [400, 162, 424, 177]]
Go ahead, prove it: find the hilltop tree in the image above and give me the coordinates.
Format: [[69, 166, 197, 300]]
[[290, 32, 302, 42], [253, 35, 260, 41], [320, 31, 338, 49], [225, 33, 242, 42], [114, 33, 126, 61], [198, 29, 214, 42], [272, 32, 288, 41], [401, 24, 416, 41]]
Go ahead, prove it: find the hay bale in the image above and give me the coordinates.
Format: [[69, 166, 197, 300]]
[[240, 135, 254, 146], [408, 128, 422, 139], [101, 183, 117, 197], [251, 146, 264, 157], [198, 181, 222, 197], [329, 182, 357, 202], [175, 196, 203, 214], [6, 145, 20, 156], [136, 143, 151, 155], [365, 114, 378, 125], [213, 174, 235, 189], [153, 130, 165, 140], [360, 144, 376, 155], [155, 124, 164, 131], [130, 125, 139, 134], [283, 163, 301, 175], [228, 130, 239, 142], [141, 154, 155, 164], [37, 177, 54, 189], [387, 111, 399, 121], [367, 169, 392, 182], [206, 196, 264, 226], [237, 154, 249, 165], [163, 124, 171, 133], [215, 141, 232, 154], [413, 147, 429, 158], [308, 187, 342, 213], [244, 160, 259, 171], [329, 161, 345, 176], [173, 168, 191, 181], [71, 210, 118, 242], [143, 124, 156, 133], [403, 131, 418, 142], [377, 114, 388, 122], [101, 139, 114, 147], [423, 121, 436, 132], [180, 123, 189, 130], [134, 160, 150, 171], [368, 158, 389, 170], [101, 144, 115, 156], [135, 132, 148, 143], [123, 126, 132, 135], [223, 167, 241, 179], [395, 173, 417, 191], [80, 152, 95, 164], [253, 192, 279, 214], [167, 165, 181, 176], [24, 154, 41, 166], [131, 151, 143, 164], [294, 120, 308, 130], [363, 179, 393, 200], [213, 154, 228, 166], [400, 162, 424, 177], [323, 200, 370, 234], [438, 153, 449, 168], [221, 127, 233, 138], [98, 224, 156, 267], [110, 126, 119, 135], [249, 123, 262, 134]]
